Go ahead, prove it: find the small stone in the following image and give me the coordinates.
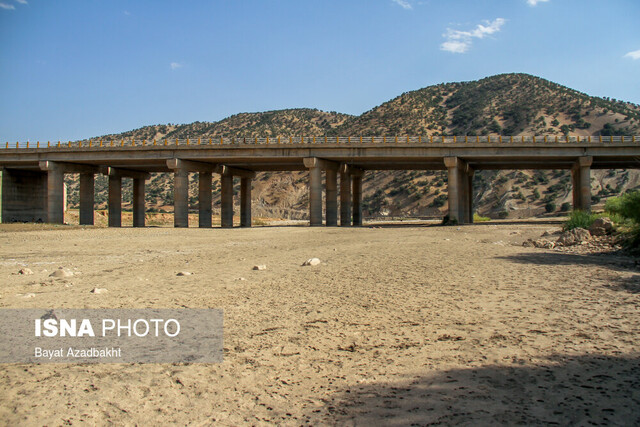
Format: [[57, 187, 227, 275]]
[[18, 293, 36, 298], [235, 277, 247, 281], [177, 271, 193, 276], [523, 239, 535, 248], [90, 288, 108, 294], [533, 239, 555, 249], [49, 269, 74, 278], [18, 268, 34, 275], [302, 258, 321, 266], [253, 265, 267, 271]]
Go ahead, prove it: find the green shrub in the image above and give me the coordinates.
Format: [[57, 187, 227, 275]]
[[545, 202, 556, 213], [606, 191, 640, 224], [563, 210, 598, 231], [473, 213, 491, 222]]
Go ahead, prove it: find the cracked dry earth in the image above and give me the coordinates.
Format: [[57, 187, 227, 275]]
[[0, 223, 639, 425]]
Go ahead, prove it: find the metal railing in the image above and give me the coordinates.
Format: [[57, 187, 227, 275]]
[[1, 135, 638, 149]]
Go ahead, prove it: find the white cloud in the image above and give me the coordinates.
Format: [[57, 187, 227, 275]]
[[391, 0, 412, 10], [624, 49, 640, 60], [440, 18, 506, 54], [15, 0, 28, 4], [0, 2, 16, 9], [527, 0, 550, 6], [170, 62, 183, 70], [123, 10, 131, 16]]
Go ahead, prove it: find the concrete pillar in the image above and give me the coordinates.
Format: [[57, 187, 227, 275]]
[[309, 166, 323, 226], [352, 175, 363, 226], [108, 175, 122, 227], [221, 173, 234, 228], [46, 165, 65, 224], [79, 172, 94, 225], [444, 157, 460, 224], [173, 170, 189, 228], [578, 156, 593, 212], [571, 169, 580, 210], [460, 170, 470, 224], [340, 171, 351, 227], [240, 177, 252, 227], [199, 172, 212, 228], [467, 171, 474, 224], [133, 178, 145, 227], [325, 169, 338, 226]]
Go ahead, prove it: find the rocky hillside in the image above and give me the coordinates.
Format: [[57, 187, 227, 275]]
[[65, 73, 640, 220]]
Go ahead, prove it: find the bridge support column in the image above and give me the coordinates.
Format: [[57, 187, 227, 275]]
[[108, 175, 122, 227], [573, 156, 593, 212], [444, 157, 461, 224], [133, 178, 146, 227], [199, 172, 212, 228], [325, 169, 337, 226], [340, 168, 351, 227], [221, 173, 234, 228], [79, 172, 94, 225], [45, 163, 65, 224], [579, 157, 593, 212], [572, 169, 580, 211], [173, 170, 189, 228], [467, 170, 475, 224], [352, 172, 363, 227], [240, 177, 252, 227], [304, 158, 323, 226]]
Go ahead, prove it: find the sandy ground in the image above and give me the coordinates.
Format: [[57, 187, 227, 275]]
[[0, 222, 639, 425]]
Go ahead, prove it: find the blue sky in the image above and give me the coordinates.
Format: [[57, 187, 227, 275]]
[[1, 0, 639, 141]]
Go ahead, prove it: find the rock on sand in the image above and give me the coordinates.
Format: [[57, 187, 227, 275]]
[[302, 258, 321, 266]]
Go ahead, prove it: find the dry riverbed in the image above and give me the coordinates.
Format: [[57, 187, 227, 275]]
[[0, 223, 639, 425]]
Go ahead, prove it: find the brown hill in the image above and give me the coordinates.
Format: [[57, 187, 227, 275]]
[[66, 73, 640, 220]]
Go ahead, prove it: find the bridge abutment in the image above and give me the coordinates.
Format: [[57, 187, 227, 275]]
[[0, 168, 47, 223]]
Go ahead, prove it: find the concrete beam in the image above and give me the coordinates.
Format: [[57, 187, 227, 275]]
[[218, 165, 256, 179], [167, 158, 218, 173], [304, 157, 339, 170], [39, 161, 99, 174], [101, 166, 150, 180]]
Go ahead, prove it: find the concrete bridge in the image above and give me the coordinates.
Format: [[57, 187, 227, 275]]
[[0, 135, 639, 227]]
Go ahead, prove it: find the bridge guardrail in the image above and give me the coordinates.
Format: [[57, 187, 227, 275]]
[[1, 135, 638, 149]]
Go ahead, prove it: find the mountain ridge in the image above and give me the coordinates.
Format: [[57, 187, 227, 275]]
[[65, 73, 640, 221]]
